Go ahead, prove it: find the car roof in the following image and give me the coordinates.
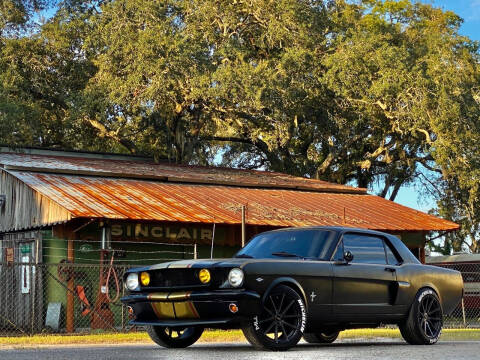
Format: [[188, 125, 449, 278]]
[[266, 226, 391, 237], [261, 226, 420, 264]]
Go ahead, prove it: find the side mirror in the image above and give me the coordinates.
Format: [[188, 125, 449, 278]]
[[343, 250, 354, 263]]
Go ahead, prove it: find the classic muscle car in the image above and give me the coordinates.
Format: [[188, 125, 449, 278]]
[[121, 226, 463, 351]]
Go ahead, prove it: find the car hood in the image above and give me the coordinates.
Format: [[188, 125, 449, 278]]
[[128, 258, 251, 273]]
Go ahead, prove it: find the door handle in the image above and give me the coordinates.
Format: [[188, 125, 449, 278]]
[[384, 267, 396, 273]]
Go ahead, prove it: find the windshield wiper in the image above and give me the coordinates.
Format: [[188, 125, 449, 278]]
[[235, 254, 254, 259], [271, 252, 319, 260], [271, 251, 301, 258]]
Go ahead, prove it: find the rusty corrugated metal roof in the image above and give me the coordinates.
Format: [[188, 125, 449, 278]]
[[7, 170, 459, 232], [0, 152, 365, 194]]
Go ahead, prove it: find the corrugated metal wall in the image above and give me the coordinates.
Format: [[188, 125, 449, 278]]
[[0, 169, 72, 232]]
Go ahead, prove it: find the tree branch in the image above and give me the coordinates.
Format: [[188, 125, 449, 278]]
[[84, 117, 138, 154]]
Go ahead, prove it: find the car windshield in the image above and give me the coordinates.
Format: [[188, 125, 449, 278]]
[[235, 229, 337, 260]]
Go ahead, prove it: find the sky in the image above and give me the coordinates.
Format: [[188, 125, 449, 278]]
[[427, 0, 480, 41], [391, 1, 480, 212]]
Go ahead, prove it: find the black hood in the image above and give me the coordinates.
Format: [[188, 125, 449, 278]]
[[127, 258, 251, 273]]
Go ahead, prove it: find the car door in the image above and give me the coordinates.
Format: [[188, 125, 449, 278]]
[[332, 233, 398, 317]]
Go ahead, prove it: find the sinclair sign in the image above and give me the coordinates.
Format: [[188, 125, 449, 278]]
[[110, 223, 219, 244]]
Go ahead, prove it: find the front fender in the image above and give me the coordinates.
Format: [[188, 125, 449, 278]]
[[262, 277, 308, 310]]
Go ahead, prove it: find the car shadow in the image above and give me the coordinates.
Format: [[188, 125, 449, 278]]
[[185, 341, 409, 352]]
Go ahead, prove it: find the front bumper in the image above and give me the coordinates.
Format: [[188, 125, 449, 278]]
[[121, 289, 261, 328]]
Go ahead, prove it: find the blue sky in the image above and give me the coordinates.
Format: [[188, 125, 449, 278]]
[[391, 1, 480, 212], [427, 0, 480, 40]]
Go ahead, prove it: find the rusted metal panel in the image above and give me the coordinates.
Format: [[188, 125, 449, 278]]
[[0, 152, 365, 194], [6, 170, 459, 232]]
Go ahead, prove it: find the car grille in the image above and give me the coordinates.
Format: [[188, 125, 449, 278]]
[[151, 269, 199, 288], [147, 268, 225, 289]]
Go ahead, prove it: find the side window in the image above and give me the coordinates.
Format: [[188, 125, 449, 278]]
[[384, 241, 401, 265], [343, 234, 387, 265]]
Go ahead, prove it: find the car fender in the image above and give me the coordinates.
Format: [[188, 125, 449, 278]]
[[262, 277, 308, 310], [418, 282, 441, 299]]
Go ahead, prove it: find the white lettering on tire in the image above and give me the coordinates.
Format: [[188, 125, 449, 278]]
[[298, 299, 306, 333], [253, 316, 260, 331], [418, 289, 433, 302], [418, 289, 441, 344]]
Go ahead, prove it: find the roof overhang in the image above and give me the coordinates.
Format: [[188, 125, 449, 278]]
[[3, 170, 459, 233]]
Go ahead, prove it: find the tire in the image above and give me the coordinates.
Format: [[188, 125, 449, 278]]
[[303, 331, 339, 344], [399, 288, 443, 345], [146, 326, 204, 348], [242, 285, 307, 351]]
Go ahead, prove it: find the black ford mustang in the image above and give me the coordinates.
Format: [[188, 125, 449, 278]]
[[121, 227, 463, 351]]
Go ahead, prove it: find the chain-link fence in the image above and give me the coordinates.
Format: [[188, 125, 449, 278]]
[[0, 262, 159, 335], [431, 262, 480, 328]]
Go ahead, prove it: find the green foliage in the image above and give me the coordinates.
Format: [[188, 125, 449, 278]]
[[1, 0, 480, 252]]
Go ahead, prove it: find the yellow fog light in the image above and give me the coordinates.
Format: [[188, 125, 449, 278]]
[[199, 269, 211, 284], [140, 272, 150, 286]]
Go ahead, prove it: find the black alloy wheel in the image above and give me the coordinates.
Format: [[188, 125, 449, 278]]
[[303, 331, 340, 344], [418, 293, 442, 339], [242, 285, 306, 351], [146, 326, 204, 348], [399, 288, 443, 345]]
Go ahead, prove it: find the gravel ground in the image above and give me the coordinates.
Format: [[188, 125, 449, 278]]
[[0, 339, 479, 360]]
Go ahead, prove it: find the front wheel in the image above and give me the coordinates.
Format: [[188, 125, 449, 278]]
[[146, 326, 204, 348], [399, 288, 443, 345], [242, 285, 307, 351], [303, 331, 339, 344]]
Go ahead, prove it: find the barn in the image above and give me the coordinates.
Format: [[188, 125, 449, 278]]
[[0, 147, 459, 333]]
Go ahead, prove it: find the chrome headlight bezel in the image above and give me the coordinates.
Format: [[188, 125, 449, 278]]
[[125, 272, 139, 291], [228, 268, 244, 288]]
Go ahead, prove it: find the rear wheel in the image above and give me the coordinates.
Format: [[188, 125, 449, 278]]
[[399, 288, 443, 345], [303, 331, 339, 344], [146, 326, 204, 348], [242, 285, 306, 351]]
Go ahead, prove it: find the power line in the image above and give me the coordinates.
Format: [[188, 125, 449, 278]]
[[43, 239, 196, 246], [42, 246, 192, 255]]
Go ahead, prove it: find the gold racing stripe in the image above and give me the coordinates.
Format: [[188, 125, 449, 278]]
[[148, 293, 175, 319], [148, 292, 192, 301], [148, 292, 199, 319], [150, 302, 175, 319], [147, 293, 169, 301], [167, 291, 190, 301], [167, 262, 194, 269], [173, 301, 200, 319]]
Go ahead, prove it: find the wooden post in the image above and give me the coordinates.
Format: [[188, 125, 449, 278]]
[[241, 205, 246, 248], [419, 247, 425, 264], [66, 231, 75, 333], [53, 224, 75, 333]]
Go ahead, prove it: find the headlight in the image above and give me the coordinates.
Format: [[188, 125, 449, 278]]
[[199, 269, 211, 284], [228, 268, 244, 287], [125, 273, 139, 291], [140, 272, 150, 286]]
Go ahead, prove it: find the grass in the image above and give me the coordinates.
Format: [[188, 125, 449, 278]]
[[0, 328, 479, 348]]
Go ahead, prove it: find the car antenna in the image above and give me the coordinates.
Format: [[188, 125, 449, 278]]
[[210, 219, 216, 259]]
